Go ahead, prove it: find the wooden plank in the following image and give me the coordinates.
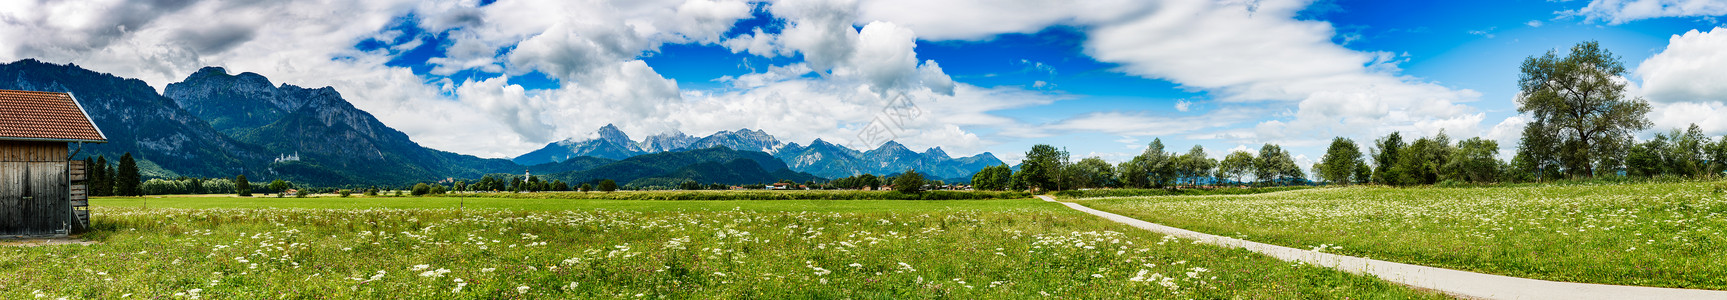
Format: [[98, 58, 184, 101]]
[[70, 200, 87, 207], [0, 163, 18, 235], [69, 160, 85, 181]]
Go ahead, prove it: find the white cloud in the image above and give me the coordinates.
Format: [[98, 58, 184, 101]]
[[856, 0, 1150, 40], [1081, 0, 1482, 142], [1637, 27, 1727, 103], [1635, 27, 1727, 136], [1527, 20, 1545, 27], [1175, 100, 1192, 112], [1648, 101, 1727, 136], [722, 0, 957, 97], [1568, 0, 1727, 24]]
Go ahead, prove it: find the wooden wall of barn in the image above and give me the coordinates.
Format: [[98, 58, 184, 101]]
[[0, 141, 71, 236]]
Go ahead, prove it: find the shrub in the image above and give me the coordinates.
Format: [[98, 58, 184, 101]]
[[894, 171, 925, 194], [598, 179, 618, 192], [412, 183, 431, 196], [339, 189, 352, 197]]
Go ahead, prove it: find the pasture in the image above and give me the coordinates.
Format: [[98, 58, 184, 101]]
[[0, 195, 1445, 299], [1079, 181, 1727, 289]]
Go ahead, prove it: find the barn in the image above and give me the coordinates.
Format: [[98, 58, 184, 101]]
[[0, 89, 106, 237]]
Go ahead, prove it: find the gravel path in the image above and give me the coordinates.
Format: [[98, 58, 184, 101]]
[[1039, 195, 1727, 300]]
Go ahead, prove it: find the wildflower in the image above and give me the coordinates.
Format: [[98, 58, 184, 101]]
[[517, 286, 530, 294], [411, 264, 430, 271]]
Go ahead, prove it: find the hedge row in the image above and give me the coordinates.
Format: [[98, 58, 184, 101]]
[[1051, 186, 1312, 198]]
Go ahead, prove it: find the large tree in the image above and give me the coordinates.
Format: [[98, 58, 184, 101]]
[[1517, 41, 1652, 178], [1254, 144, 1301, 185], [969, 165, 1012, 191], [1071, 157, 1115, 189], [1175, 146, 1215, 188], [1218, 151, 1256, 185], [1318, 137, 1365, 185], [1444, 137, 1502, 183], [1021, 144, 1069, 192], [1132, 139, 1176, 188], [1370, 132, 1405, 184], [894, 170, 925, 194], [93, 156, 111, 196], [1513, 121, 1564, 181], [235, 174, 251, 196], [1708, 135, 1727, 175], [116, 153, 141, 196]]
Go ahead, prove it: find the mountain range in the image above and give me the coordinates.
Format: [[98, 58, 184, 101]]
[[514, 125, 1005, 181], [1, 59, 1002, 187]]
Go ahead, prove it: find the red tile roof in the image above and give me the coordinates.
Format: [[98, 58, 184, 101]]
[[0, 90, 106, 143]]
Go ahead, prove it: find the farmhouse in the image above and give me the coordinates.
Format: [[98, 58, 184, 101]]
[[0, 90, 106, 237]]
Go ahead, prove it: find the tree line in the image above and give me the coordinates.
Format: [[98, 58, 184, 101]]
[[975, 41, 1726, 191], [971, 141, 1308, 193]]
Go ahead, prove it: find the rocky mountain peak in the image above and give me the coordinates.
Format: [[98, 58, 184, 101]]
[[924, 147, 950, 160]]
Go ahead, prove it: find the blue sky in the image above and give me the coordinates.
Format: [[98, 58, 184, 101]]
[[5, 0, 1726, 168]]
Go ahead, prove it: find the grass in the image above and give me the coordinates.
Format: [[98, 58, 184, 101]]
[[0, 196, 1448, 299], [450, 190, 1031, 200], [1078, 181, 1727, 290], [94, 196, 1055, 213]]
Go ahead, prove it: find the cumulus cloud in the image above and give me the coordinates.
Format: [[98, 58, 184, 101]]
[[1568, 0, 1727, 24], [1637, 27, 1727, 103], [1635, 27, 1727, 136], [859, 0, 1484, 145], [1083, 0, 1483, 141], [722, 0, 956, 97]]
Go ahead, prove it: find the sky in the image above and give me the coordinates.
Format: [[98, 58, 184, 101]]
[[3, 0, 1726, 169]]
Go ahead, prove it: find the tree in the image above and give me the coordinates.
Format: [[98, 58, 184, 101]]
[[412, 183, 431, 196], [859, 174, 881, 190], [1255, 144, 1299, 186], [235, 174, 252, 196], [894, 170, 925, 194], [1173, 146, 1215, 188], [1370, 132, 1405, 184], [1318, 137, 1365, 185], [267, 179, 290, 194], [1353, 163, 1373, 185], [580, 183, 593, 192], [1133, 139, 1177, 188], [1708, 135, 1727, 176], [1072, 157, 1116, 189], [597, 179, 618, 192], [1517, 41, 1652, 178], [1514, 121, 1563, 181], [1390, 132, 1454, 185], [970, 165, 1012, 191], [92, 156, 110, 196], [552, 180, 570, 191], [1218, 151, 1255, 185], [115, 153, 141, 196], [1664, 124, 1709, 177], [1021, 144, 1069, 192], [1626, 138, 1664, 177], [1445, 137, 1502, 183], [1116, 161, 1147, 188], [82, 157, 99, 195]]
